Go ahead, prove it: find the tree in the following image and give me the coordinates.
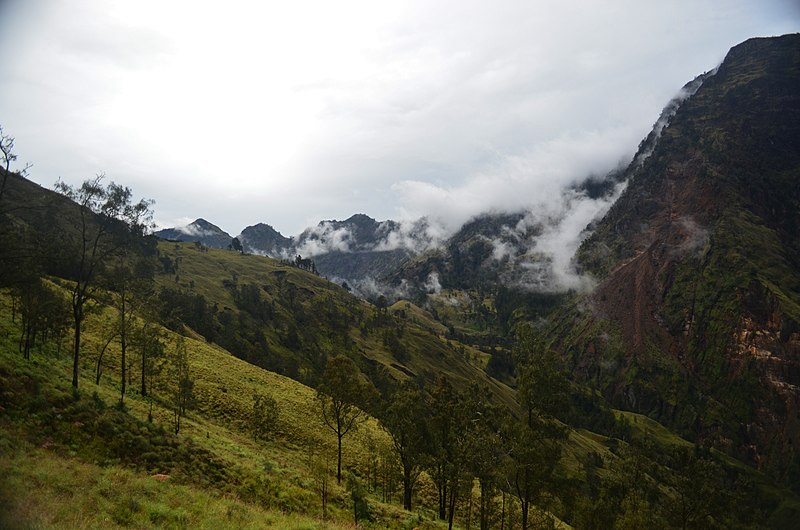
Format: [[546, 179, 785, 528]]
[[426, 376, 474, 530], [503, 324, 570, 530], [252, 392, 279, 441], [133, 320, 165, 398], [317, 355, 377, 484], [462, 386, 504, 530], [308, 448, 332, 519], [111, 236, 157, 404], [230, 237, 243, 253], [0, 125, 31, 205], [502, 415, 564, 530], [171, 335, 194, 434], [13, 278, 70, 360], [0, 125, 37, 290], [382, 382, 428, 510], [54, 175, 153, 389], [347, 472, 372, 525], [514, 325, 569, 425]]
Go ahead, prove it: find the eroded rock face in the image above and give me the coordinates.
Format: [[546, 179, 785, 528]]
[[732, 283, 800, 465], [550, 34, 800, 477]]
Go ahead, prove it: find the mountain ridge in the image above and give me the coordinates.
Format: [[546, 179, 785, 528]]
[[548, 33, 800, 478]]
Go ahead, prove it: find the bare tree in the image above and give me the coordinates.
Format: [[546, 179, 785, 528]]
[[0, 125, 31, 206]]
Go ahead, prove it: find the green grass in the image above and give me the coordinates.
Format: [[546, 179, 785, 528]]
[[0, 443, 335, 530], [0, 288, 434, 529]]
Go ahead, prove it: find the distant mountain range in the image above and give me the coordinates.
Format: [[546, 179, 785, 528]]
[[156, 213, 436, 281]]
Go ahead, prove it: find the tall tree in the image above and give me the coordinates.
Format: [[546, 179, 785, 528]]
[[427, 376, 473, 530], [382, 382, 428, 510], [317, 355, 377, 484], [503, 324, 569, 530], [503, 414, 564, 530], [108, 236, 156, 404], [133, 319, 164, 398], [0, 125, 36, 290], [54, 175, 153, 389], [462, 385, 504, 530], [171, 335, 194, 434]]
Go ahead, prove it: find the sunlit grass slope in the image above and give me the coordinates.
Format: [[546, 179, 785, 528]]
[[0, 290, 447, 529]]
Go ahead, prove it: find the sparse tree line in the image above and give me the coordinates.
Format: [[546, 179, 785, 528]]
[[1, 135, 197, 434], [315, 339, 765, 529], [309, 327, 570, 530]]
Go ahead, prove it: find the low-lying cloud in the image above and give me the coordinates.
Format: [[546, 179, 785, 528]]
[[292, 223, 356, 257]]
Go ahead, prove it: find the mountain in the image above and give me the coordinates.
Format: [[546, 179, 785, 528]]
[[238, 222, 292, 256], [155, 218, 233, 249], [5, 33, 800, 529], [296, 213, 403, 252], [547, 34, 800, 479], [239, 214, 432, 282], [156, 213, 428, 282]]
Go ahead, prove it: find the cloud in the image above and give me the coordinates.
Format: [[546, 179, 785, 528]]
[[529, 182, 628, 291], [292, 223, 355, 257], [176, 224, 217, 238], [633, 68, 718, 167], [423, 272, 443, 294], [391, 126, 638, 234], [671, 216, 710, 258], [1, 0, 796, 239], [373, 217, 440, 254]]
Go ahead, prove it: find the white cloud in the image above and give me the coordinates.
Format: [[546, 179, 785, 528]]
[[0, 0, 796, 238], [292, 223, 355, 257]]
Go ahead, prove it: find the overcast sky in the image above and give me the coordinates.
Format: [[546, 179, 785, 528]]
[[0, 1, 797, 236]]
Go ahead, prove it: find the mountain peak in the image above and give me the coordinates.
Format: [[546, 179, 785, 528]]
[[155, 218, 233, 249]]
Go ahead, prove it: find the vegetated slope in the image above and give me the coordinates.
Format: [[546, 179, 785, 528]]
[[0, 290, 403, 529], [155, 239, 516, 406], [549, 34, 800, 485]]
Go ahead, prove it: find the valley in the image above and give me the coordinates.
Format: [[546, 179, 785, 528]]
[[1, 33, 800, 529]]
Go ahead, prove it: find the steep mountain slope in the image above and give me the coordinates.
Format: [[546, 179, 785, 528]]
[[155, 218, 233, 249], [551, 34, 800, 482]]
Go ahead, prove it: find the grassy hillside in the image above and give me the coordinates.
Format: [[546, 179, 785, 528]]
[[0, 288, 445, 529], [154, 240, 517, 406]]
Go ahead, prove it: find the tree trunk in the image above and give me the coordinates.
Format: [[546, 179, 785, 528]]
[[501, 490, 506, 530], [521, 499, 529, 530], [72, 303, 82, 389], [120, 316, 126, 404], [438, 466, 447, 520], [141, 343, 147, 397], [448, 481, 458, 530], [403, 465, 413, 510], [466, 487, 473, 530], [480, 479, 491, 530], [337, 431, 343, 484]]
